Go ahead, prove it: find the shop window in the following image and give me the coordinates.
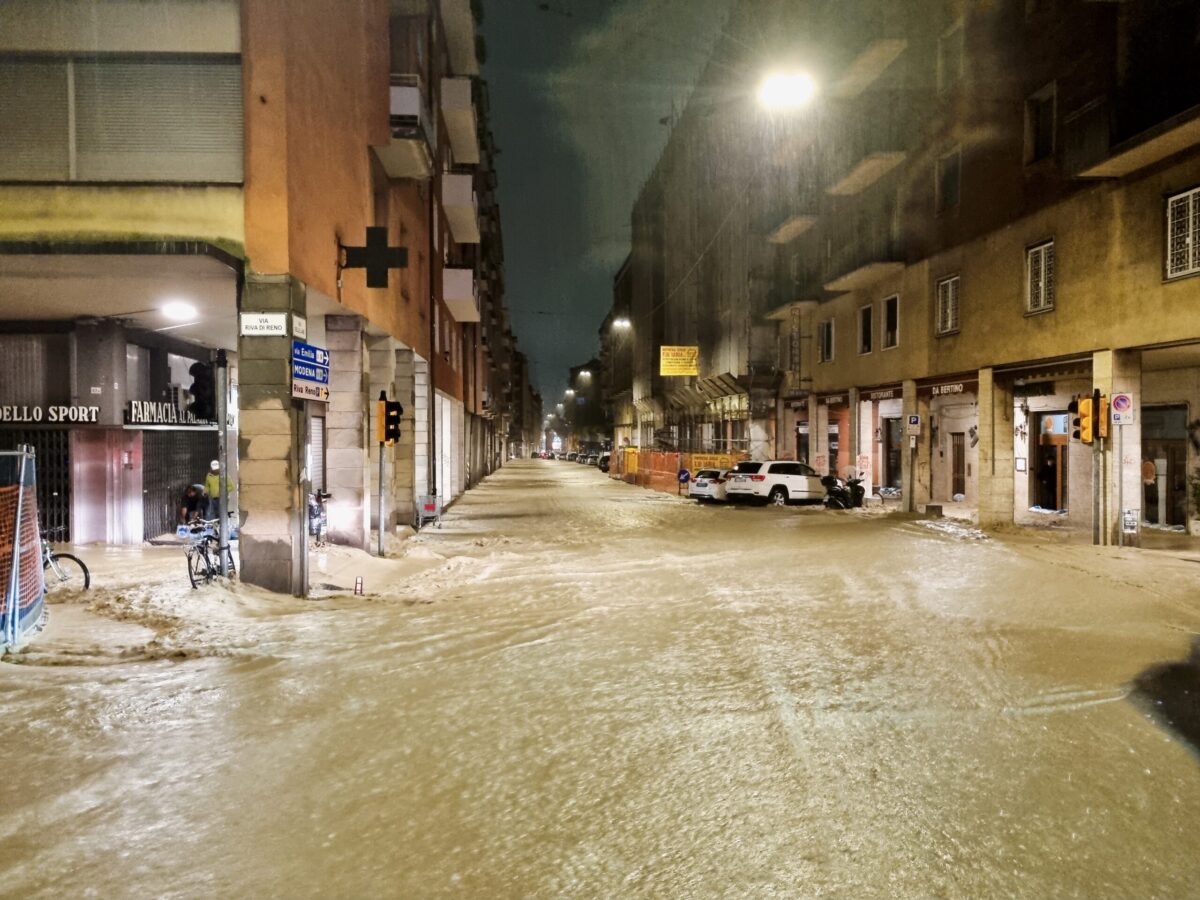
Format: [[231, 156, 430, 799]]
[[882, 295, 900, 349], [1026, 240, 1055, 313], [818, 319, 835, 363], [1166, 186, 1200, 279], [936, 275, 960, 335], [858, 305, 873, 355]]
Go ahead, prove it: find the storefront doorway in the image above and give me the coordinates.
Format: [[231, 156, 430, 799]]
[[882, 417, 903, 489], [951, 432, 966, 497], [1142, 405, 1188, 526], [1035, 412, 1070, 511]]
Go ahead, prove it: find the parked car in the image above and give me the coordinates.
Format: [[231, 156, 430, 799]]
[[725, 460, 824, 505], [598, 453, 611, 473], [567, 452, 578, 461], [586, 453, 600, 466], [688, 468, 729, 502]]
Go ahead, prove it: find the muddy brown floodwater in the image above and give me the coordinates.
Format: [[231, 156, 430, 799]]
[[3, 460, 1200, 898]]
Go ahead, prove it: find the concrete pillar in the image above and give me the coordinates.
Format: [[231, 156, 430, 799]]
[[806, 394, 820, 469], [813, 398, 829, 475], [237, 274, 307, 596], [367, 335, 398, 538], [413, 355, 431, 497], [901, 379, 929, 513], [394, 347, 419, 525], [849, 388, 859, 482], [978, 367, 1016, 529], [325, 315, 369, 550], [1093, 349, 1143, 546]]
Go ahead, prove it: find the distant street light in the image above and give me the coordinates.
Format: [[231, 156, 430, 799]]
[[579, 370, 592, 378], [757, 72, 816, 110], [565, 389, 575, 397], [612, 317, 631, 329]]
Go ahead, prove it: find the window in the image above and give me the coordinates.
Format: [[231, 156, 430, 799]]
[[1167, 186, 1200, 279], [882, 295, 899, 349], [937, 23, 964, 94], [0, 56, 243, 182], [936, 275, 960, 335], [1026, 240, 1055, 313], [818, 319, 835, 363], [1025, 83, 1056, 164], [936, 147, 961, 212], [858, 305, 873, 355]]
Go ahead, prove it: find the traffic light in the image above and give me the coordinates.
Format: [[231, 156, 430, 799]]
[[1074, 397, 1093, 443], [1097, 394, 1110, 439], [375, 392, 404, 445], [187, 361, 215, 421]]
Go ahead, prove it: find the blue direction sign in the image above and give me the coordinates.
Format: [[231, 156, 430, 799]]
[[291, 340, 330, 403]]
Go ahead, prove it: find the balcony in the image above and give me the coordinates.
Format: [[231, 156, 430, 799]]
[[441, 77, 480, 166], [442, 267, 480, 323], [440, 0, 479, 77], [825, 98, 910, 196], [823, 216, 904, 293], [442, 172, 480, 243], [1077, 103, 1200, 179], [830, 39, 908, 99], [372, 74, 435, 180]]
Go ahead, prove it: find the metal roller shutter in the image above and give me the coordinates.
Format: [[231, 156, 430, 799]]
[[309, 417, 326, 493]]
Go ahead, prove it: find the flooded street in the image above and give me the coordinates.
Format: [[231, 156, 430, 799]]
[[3, 460, 1200, 898]]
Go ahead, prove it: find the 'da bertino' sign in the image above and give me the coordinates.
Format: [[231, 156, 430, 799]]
[[659, 345, 699, 376]]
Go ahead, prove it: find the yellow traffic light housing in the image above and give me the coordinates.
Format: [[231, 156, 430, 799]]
[[383, 400, 403, 444], [375, 395, 388, 444], [1097, 394, 1109, 439], [1077, 397, 1093, 443]]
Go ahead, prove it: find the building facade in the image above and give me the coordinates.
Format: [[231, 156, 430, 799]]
[[611, 0, 1200, 544], [0, 0, 524, 593]]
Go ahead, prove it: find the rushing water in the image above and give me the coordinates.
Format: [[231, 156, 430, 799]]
[[2, 461, 1199, 898]]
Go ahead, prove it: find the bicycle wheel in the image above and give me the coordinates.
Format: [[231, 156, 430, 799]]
[[43, 553, 90, 594], [210, 539, 236, 578], [187, 547, 214, 589]]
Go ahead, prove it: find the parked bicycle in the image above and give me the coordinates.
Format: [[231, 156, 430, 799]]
[[184, 518, 236, 589], [41, 526, 90, 594]]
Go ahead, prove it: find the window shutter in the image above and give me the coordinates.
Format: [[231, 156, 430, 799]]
[[948, 278, 959, 331], [0, 60, 70, 180], [74, 59, 243, 182], [1168, 193, 1192, 277]]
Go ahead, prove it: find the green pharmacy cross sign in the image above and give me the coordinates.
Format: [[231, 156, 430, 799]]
[[340, 226, 408, 289]]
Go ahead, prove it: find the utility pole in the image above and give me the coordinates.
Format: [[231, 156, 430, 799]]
[[215, 349, 231, 576]]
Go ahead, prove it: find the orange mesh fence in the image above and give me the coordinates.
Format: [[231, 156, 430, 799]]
[[0, 483, 42, 623]]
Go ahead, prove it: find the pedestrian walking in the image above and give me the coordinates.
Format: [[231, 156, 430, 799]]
[[204, 460, 233, 520]]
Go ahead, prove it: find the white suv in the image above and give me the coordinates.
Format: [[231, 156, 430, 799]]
[[725, 460, 824, 505]]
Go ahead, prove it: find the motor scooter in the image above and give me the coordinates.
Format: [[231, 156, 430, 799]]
[[821, 474, 866, 509]]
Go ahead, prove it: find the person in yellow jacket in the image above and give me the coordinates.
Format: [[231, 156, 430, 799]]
[[204, 459, 234, 519]]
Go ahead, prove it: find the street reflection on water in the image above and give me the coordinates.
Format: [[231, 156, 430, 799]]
[[2, 460, 1200, 898]]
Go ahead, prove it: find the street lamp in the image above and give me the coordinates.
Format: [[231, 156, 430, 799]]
[[579, 370, 592, 379], [757, 72, 816, 110], [612, 317, 631, 329], [565, 389, 575, 398]]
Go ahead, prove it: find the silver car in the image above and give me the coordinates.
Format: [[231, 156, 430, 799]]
[[688, 468, 730, 502]]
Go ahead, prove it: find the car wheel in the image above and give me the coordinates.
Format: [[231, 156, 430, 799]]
[[768, 486, 788, 506]]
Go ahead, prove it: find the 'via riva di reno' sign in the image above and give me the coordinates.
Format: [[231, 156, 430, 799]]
[[0, 405, 100, 424]]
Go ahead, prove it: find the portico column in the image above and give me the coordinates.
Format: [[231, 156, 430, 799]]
[[901, 379, 929, 513], [367, 334, 398, 542], [237, 274, 307, 596], [848, 387, 863, 481], [978, 367, 1015, 529], [1093, 349, 1142, 546], [325, 315, 369, 550], [393, 347, 420, 526]]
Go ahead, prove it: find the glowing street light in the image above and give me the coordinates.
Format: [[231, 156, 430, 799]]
[[565, 389, 575, 397], [612, 317, 631, 329], [161, 299, 199, 322], [757, 72, 817, 110], [579, 370, 592, 379]]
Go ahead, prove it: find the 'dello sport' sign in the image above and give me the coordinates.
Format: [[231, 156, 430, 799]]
[[0, 405, 101, 424]]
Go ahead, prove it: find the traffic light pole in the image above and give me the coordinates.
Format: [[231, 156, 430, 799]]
[[378, 436, 386, 557], [215, 350, 230, 576]]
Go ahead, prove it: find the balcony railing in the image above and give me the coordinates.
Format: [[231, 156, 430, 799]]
[[372, 73, 435, 179], [442, 267, 480, 323], [823, 211, 904, 292], [441, 77, 480, 166], [442, 171, 480, 243]]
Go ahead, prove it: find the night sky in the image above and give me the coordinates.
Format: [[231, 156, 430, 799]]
[[481, 0, 734, 405]]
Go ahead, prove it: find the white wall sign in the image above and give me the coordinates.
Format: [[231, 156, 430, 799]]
[[240, 312, 289, 336], [0, 405, 100, 424], [1111, 392, 1135, 425], [126, 401, 211, 426], [292, 314, 307, 341]]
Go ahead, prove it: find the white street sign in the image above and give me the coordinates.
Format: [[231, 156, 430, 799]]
[[1111, 392, 1135, 425], [292, 314, 307, 341], [240, 312, 289, 337], [907, 414, 921, 436]]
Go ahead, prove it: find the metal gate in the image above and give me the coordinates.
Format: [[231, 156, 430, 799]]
[[0, 429, 70, 539], [142, 430, 219, 540]]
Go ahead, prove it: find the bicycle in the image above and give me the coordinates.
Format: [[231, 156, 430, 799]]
[[41, 527, 90, 594], [184, 519, 236, 589]]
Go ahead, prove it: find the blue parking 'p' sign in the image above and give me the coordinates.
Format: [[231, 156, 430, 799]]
[[678, 468, 691, 484]]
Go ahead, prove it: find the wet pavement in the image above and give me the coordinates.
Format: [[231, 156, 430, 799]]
[[3, 459, 1200, 898]]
